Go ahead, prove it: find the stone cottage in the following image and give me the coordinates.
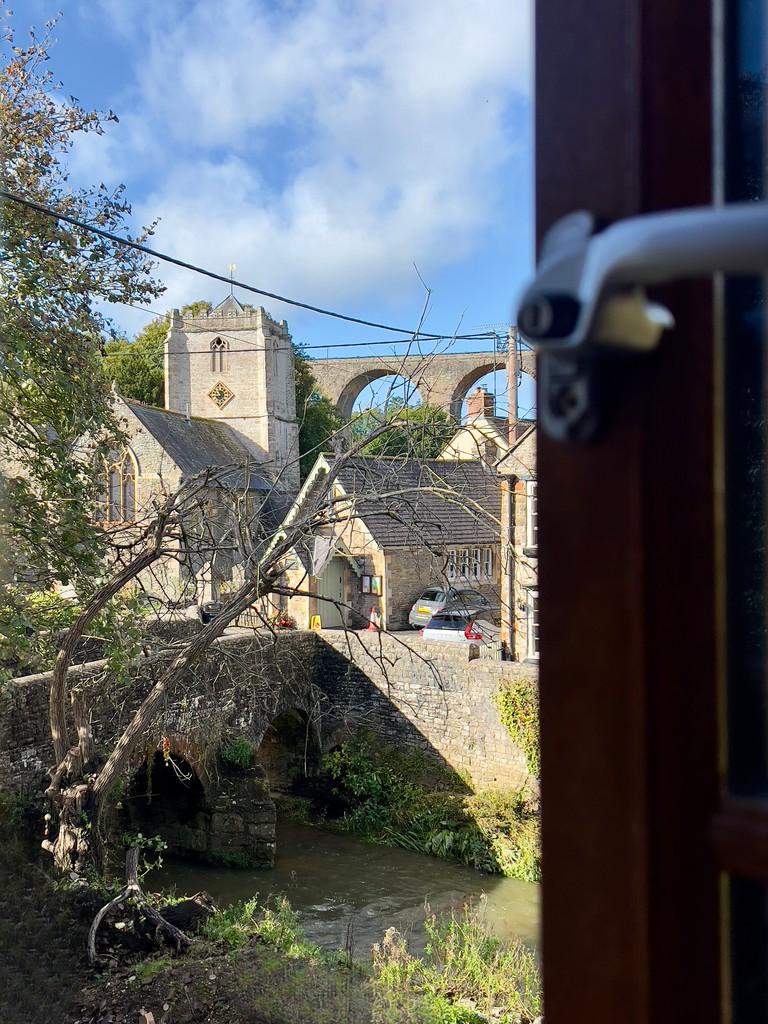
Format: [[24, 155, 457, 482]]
[[273, 454, 502, 631], [438, 387, 517, 465]]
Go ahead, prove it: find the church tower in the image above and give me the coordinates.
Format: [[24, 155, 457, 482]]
[[164, 295, 300, 490]]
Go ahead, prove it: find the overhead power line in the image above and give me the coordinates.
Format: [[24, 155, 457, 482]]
[[114, 301, 505, 356], [2, 189, 496, 340]]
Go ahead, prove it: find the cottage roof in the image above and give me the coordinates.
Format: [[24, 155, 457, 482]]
[[124, 399, 273, 492], [330, 456, 500, 549]]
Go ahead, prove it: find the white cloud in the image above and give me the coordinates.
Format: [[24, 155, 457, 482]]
[[92, 0, 532, 328]]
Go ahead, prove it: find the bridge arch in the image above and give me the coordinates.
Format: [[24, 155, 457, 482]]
[[335, 370, 426, 419], [448, 361, 506, 420], [122, 749, 211, 856], [255, 708, 322, 794], [308, 352, 509, 421]]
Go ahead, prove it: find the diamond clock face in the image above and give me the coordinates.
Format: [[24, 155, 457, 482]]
[[208, 381, 234, 409]]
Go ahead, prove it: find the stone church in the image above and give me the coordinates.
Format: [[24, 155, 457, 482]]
[[107, 295, 300, 601]]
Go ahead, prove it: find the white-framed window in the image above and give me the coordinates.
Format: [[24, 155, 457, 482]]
[[525, 479, 538, 549], [446, 550, 457, 581], [446, 546, 495, 582], [483, 547, 494, 579], [526, 588, 540, 659], [210, 336, 228, 373]]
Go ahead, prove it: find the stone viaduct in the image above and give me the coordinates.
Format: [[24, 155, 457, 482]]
[[1, 631, 535, 869], [309, 350, 537, 419]]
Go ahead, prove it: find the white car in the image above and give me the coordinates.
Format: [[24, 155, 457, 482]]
[[420, 612, 501, 645]]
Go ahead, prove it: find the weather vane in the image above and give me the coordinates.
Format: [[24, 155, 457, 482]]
[[228, 263, 237, 296]]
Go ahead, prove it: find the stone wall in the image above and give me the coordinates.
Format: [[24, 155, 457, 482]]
[[0, 629, 537, 857], [316, 631, 535, 791]]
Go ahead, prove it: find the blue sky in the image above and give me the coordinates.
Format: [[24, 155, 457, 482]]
[[13, 0, 534, 414]]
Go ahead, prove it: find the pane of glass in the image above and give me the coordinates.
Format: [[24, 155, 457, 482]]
[[728, 875, 768, 1021], [723, 0, 768, 794]]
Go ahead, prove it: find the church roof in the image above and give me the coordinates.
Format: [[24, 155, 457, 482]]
[[124, 399, 273, 492]]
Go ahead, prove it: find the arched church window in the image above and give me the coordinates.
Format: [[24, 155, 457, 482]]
[[210, 337, 228, 373], [101, 450, 138, 523]]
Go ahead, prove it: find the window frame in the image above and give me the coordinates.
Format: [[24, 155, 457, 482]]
[[525, 479, 538, 550], [101, 449, 138, 525], [525, 588, 539, 661], [210, 336, 228, 373], [536, 1, 719, 1022]]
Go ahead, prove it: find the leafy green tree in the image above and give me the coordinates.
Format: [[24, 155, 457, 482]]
[[351, 401, 454, 459], [102, 301, 212, 406], [294, 349, 342, 478], [0, 11, 161, 592]]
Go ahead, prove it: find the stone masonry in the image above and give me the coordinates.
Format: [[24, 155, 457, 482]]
[[1, 630, 536, 862], [309, 351, 536, 419]]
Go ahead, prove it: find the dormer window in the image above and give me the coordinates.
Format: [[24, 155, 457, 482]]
[[210, 337, 228, 373]]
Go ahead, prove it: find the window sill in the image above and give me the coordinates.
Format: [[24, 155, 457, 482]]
[[522, 546, 538, 559]]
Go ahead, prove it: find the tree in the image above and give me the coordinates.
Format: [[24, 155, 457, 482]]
[[101, 301, 212, 407], [0, 11, 161, 594], [294, 348, 342, 479], [351, 400, 455, 459]]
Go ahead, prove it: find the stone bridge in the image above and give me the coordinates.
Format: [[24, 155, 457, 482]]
[[309, 350, 537, 419], [0, 631, 535, 869]]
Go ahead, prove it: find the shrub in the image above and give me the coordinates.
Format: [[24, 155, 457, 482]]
[[323, 737, 540, 880], [219, 736, 254, 770], [493, 678, 540, 779]]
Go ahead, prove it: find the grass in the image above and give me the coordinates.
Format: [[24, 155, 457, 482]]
[[133, 956, 173, 982], [372, 901, 542, 1024], [202, 894, 323, 960]]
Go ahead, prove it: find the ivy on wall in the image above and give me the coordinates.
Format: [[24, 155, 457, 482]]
[[493, 677, 540, 779]]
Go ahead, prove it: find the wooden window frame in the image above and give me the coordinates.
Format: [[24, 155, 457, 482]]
[[536, 2, 719, 1022]]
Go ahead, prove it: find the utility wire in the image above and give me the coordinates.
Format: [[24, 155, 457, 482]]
[[115, 300, 504, 352], [2, 188, 487, 340]]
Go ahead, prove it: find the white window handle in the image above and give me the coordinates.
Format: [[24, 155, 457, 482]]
[[515, 202, 768, 440]]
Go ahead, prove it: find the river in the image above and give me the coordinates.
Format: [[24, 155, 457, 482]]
[[153, 820, 540, 956]]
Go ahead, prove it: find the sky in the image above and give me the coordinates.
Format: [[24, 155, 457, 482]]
[[12, 0, 534, 414]]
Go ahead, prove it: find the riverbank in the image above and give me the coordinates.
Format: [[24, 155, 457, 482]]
[[75, 893, 542, 1024], [282, 733, 541, 882], [0, 810, 541, 1024]]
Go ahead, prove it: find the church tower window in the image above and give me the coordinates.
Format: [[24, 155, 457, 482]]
[[210, 337, 228, 373]]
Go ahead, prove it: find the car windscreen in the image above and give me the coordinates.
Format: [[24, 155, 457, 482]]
[[419, 589, 442, 602]]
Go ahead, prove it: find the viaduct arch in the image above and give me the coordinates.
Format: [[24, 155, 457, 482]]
[[309, 350, 537, 420]]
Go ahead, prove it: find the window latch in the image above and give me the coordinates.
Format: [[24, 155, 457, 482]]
[[516, 202, 768, 442]]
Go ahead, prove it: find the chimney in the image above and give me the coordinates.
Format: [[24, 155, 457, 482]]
[[467, 387, 495, 419]]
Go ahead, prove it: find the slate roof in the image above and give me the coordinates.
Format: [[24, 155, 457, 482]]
[[329, 456, 501, 549], [124, 399, 273, 492]]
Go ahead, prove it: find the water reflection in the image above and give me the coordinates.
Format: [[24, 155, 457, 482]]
[[153, 821, 539, 956]]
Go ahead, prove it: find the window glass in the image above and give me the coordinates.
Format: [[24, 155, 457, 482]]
[[108, 467, 121, 522], [722, 0, 768, 795], [526, 590, 540, 659]]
